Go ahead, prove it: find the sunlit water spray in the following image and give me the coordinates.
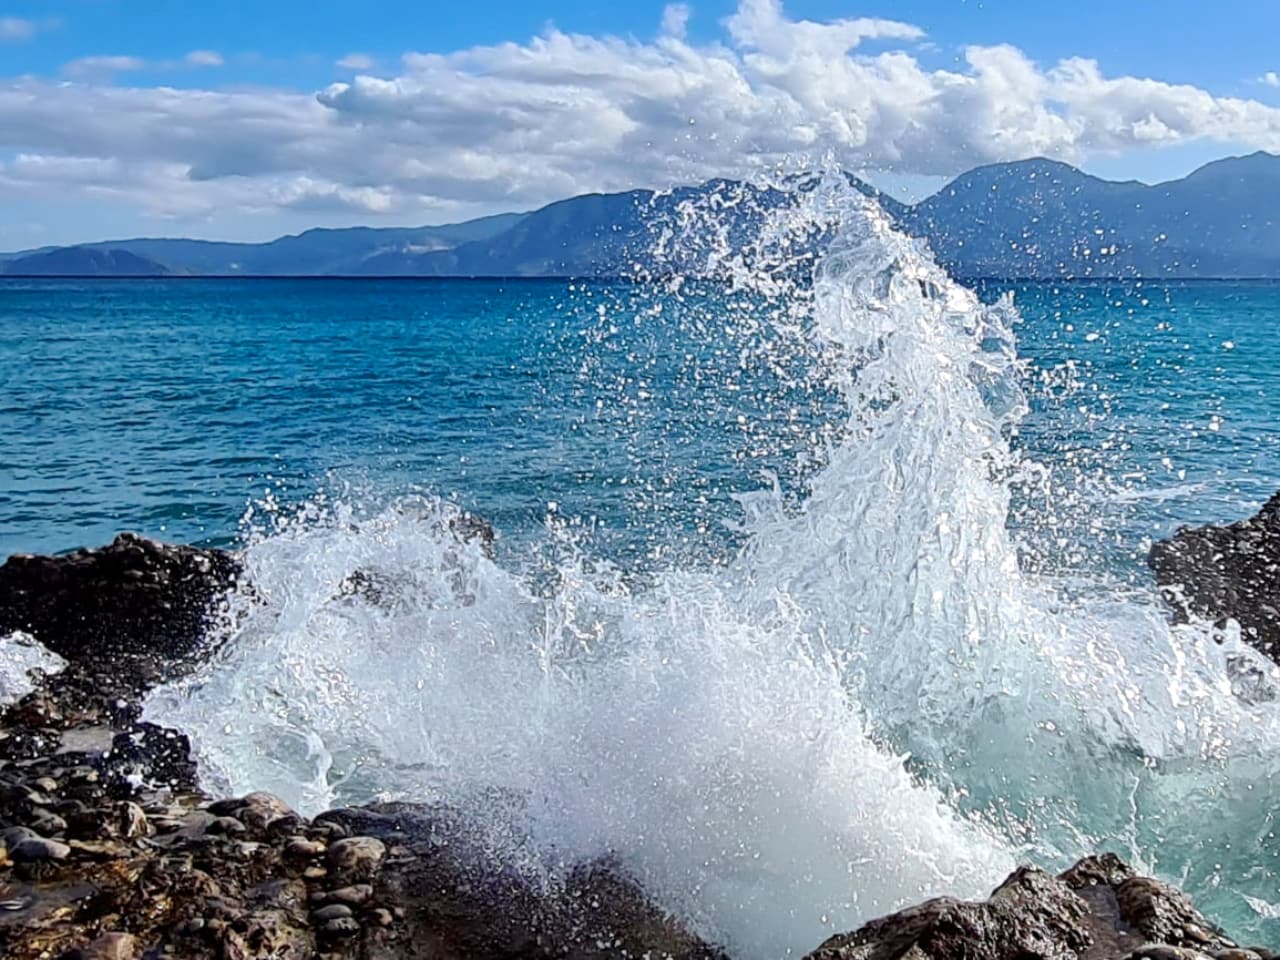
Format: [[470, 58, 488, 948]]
[[145, 173, 1280, 954]]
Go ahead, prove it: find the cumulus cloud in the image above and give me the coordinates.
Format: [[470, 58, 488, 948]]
[[185, 50, 224, 67], [337, 53, 375, 71], [8, 0, 1280, 225], [1262, 72, 1280, 89]]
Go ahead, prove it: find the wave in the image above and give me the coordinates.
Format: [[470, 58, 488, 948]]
[[144, 173, 1280, 954]]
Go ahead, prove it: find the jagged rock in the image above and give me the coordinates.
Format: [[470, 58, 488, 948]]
[[315, 803, 726, 960], [805, 865, 1092, 960], [0, 533, 240, 666], [804, 856, 1239, 960], [1149, 492, 1280, 661]]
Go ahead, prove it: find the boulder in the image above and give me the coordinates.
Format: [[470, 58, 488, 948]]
[[1149, 492, 1280, 662], [0, 533, 240, 666], [804, 855, 1242, 960]]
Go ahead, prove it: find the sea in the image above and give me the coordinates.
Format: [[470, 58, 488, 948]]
[[3, 182, 1280, 955]]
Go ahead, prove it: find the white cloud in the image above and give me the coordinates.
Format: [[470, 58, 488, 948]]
[[63, 56, 148, 79], [660, 4, 690, 40], [1262, 71, 1280, 89], [0, 17, 35, 41], [337, 53, 375, 71], [185, 50, 224, 68], [8, 0, 1280, 227]]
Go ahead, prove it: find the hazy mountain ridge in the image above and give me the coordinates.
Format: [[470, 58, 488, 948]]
[[5, 153, 1280, 278]]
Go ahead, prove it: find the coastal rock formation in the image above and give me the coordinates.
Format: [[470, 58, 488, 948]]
[[0, 662, 724, 960], [0, 532, 1269, 958], [1148, 492, 1280, 661], [0, 533, 241, 666], [805, 854, 1269, 960]]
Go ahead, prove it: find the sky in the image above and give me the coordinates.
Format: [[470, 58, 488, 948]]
[[3, 0, 1280, 248]]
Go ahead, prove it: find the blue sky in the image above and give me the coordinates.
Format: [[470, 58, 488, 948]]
[[3, 0, 1280, 246]]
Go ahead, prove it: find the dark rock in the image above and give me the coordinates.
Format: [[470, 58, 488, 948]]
[[312, 903, 354, 921], [10, 837, 70, 862], [805, 865, 1092, 960], [1149, 493, 1280, 661], [0, 532, 240, 667], [320, 915, 361, 938], [804, 855, 1241, 960], [326, 835, 386, 879]]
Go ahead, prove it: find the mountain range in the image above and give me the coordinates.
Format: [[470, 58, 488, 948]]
[[4, 153, 1280, 279]]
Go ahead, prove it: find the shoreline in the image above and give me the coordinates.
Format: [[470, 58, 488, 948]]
[[0, 529, 1275, 958]]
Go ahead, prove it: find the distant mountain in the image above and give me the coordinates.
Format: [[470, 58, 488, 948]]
[[6, 153, 1280, 278], [910, 152, 1280, 277], [1, 212, 526, 277], [3, 247, 169, 276], [365, 175, 903, 277]]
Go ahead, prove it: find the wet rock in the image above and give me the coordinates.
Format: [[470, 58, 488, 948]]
[[804, 855, 1243, 960], [312, 903, 354, 922], [115, 801, 149, 839], [70, 931, 139, 960], [28, 810, 67, 836], [326, 835, 386, 879], [320, 915, 361, 938], [9, 837, 70, 862], [0, 532, 240, 667], [283, 836, 326, 861], [1149, 492, 1280, 662], [313, 884, 373, 906], [805, 865, 1092, 960], [1117, 876, 1230, 949]]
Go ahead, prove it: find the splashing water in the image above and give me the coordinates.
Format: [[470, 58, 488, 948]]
[[145, 174, 1280, 954]]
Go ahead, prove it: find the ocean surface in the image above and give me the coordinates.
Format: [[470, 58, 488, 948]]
[[4, 187, 1280, 955]]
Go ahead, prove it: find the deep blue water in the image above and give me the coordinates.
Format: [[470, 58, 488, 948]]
[[3, 276, 1280, 576]]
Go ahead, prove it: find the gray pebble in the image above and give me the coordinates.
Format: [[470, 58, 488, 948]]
[[317, 884, 372, 906], [326, 836, 386, 878], [11, 837, 70, 862], [0, 826, 39, 847], [312, 903, 354, 922], [321, 916, 361, 937], [204, 816, 247, 837], [28, 810, 68, 836]]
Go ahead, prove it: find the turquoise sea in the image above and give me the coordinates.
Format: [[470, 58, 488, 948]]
[[5, 211, 1280, 955], [4, 276, 1278, 563]]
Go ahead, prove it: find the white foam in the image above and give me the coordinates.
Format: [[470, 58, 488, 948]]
[[145, 176, 1280, 954], [0, 632, 65, 706]]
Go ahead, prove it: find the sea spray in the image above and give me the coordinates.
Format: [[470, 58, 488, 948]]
[[145, 173, 1280, 952]]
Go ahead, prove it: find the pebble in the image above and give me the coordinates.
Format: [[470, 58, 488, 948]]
[[315, 884, 373, 906], [1124, 947, 1215, 960], [369, 907, 393, 927], [32, 776, 58, 794], [78, 931, 138, 960], [1, 826, 40, 847], [10, 837, 71, 862], [284, 836, 326, 860], [204, 815, 247, 837], [28, 809, 68, 836], [326, 836, 386, 879], [116, 801, 149, 838], [321, 916, 361, 938], [312, 903, 354, 922]]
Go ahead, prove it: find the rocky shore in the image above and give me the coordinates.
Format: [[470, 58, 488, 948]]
[[0, 531, 1273, 959]]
